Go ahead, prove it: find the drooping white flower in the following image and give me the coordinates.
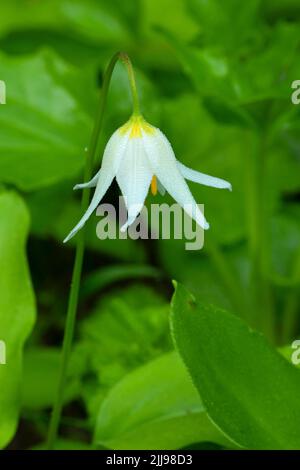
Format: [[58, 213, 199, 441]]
[[64, 115, 231, 243]]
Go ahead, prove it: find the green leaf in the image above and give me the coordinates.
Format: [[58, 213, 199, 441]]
[[171, 283, 300, 449], [0, 50, 93, 190], [0, 0, 62, 38], [0, 0, 135, 49], [0, 191, 35, 448], [94, 351, 231, 450]]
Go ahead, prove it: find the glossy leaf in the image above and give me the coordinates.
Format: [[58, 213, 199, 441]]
[[0, 50, 93, 190], [171, 283, 300, 449], [0, 191, 35, 448], [94, 351, 231, 450]]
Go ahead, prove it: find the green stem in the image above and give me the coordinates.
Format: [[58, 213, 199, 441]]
[[119, 52, 141, 115], [47, 51, 140, 450]]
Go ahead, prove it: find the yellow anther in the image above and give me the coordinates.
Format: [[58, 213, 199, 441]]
[[151, 175, 157, 196]]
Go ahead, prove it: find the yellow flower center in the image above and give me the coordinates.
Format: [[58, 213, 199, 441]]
[[119, 115, 156, 139]]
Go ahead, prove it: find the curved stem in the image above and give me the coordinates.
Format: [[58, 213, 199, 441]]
[[46, 51, 139, 449], [119, 52, 141, 115]]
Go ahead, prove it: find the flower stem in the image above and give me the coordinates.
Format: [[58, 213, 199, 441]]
[[46, 51, 138, 449], [119, 52, 141, 116]]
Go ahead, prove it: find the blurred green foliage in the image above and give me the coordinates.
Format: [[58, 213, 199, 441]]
[[0, 0, 300, 451]]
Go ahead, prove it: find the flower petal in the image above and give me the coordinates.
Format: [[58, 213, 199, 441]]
[[116, 137, 153, 232], [73, 170, 100, 190], [142, 129, 209, 230], [177, 161, 232, 191], [64, 129, 129, 243]]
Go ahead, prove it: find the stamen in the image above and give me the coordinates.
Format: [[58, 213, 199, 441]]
[[151, 175, 157, 196]]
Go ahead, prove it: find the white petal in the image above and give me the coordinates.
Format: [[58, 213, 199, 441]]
[[64, 129, 129, 243], [177, 161, 232, 191], [74, 170, 100, 190], [116, 137, 153, 232], [142, 129, 209, 230]]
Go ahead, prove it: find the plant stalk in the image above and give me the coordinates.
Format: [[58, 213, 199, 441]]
[[47, 51, 140, 449]]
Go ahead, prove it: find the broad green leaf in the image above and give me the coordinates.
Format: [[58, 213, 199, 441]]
[[0, 0, 62, 37], [0, 191, 35, 448], [279, 344, 300, 369], [0, 0, 134, 67], [171, 283, 300, 450], [94, 351, 231, 450], [0, 0, 135, 46], [0, 50, 93, 190]]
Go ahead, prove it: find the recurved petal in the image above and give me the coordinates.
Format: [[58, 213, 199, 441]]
[[74, 170, 100, 190], [116, 138, 153, 232], [177, 161, 232, 191], [64, 129, 129, 243], [142, 129, 209, 230]]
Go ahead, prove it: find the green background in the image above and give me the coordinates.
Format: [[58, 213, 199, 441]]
[[0, 0, 300, 450]]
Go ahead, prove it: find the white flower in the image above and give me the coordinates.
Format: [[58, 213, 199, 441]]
[[64, 115, 232, 243]]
